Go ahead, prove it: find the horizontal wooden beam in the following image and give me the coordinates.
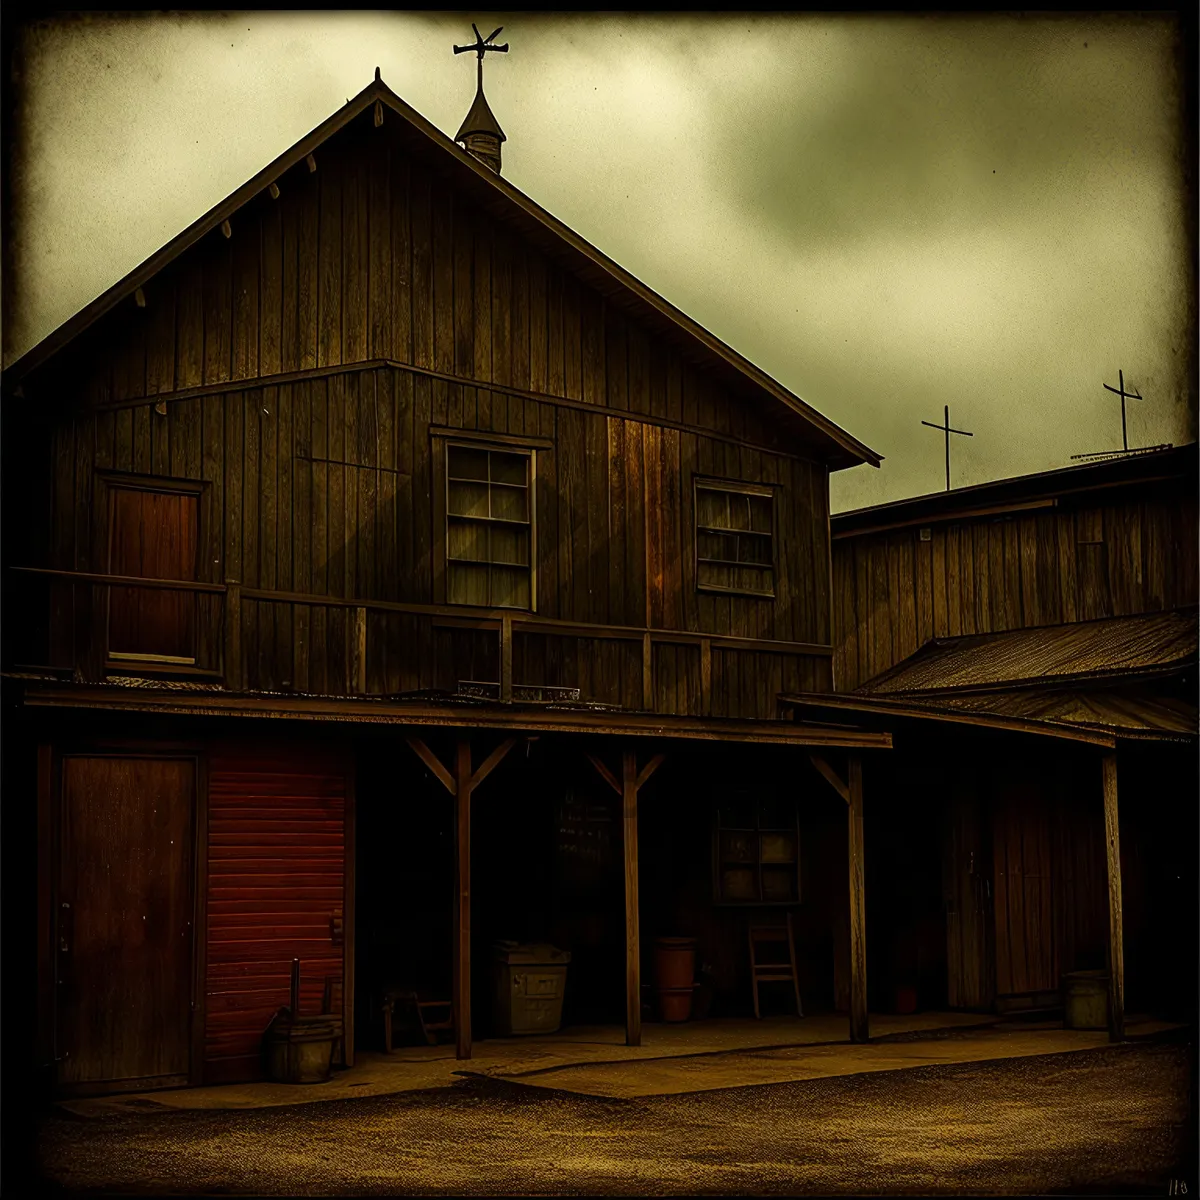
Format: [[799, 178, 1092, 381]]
[[14, 683, 895, 745], [8, 565, 226, 594], [405, 736, 455, 795], [832, 498, 1058, 540], [78, 358, 820, 467]]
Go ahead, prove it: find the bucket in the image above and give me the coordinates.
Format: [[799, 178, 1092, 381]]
[[654, 937, 697, 991], [263, 1011, 339, 1083], [1063, 969, 1108, 1030], [658, 986, 695, 1023]]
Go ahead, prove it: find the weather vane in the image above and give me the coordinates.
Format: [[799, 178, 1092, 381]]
[[454, 23, 508, 91], [921, 405, 973, 491]]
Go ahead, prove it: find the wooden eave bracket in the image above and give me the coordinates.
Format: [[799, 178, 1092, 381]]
[[588, 751, 666, 795], [405, 734, 516, 796], [809, 753, 850, 804]]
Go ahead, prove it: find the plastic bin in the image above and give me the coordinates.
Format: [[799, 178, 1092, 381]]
[[493, 942, 571, 1035]]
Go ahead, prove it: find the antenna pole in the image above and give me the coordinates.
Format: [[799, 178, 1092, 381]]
[[1120, 369, 1127, 451]]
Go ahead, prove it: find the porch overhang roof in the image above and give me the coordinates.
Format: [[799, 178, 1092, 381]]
[[779, 689, 1197, 748], [18, 680, 892, 749]]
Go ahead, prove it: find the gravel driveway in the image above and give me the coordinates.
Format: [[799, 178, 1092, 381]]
[[27, 1040, 1196, 1196]]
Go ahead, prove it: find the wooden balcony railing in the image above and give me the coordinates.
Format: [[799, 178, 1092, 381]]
[[6, 566, 833, 716]]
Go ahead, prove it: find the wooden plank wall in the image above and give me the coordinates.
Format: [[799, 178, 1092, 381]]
[[833, 480, 1199, 692], [29, 115, 838, 718], [43, 365, 830, 715]]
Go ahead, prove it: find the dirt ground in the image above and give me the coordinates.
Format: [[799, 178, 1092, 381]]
[[23, 1041, 1197, 1196]]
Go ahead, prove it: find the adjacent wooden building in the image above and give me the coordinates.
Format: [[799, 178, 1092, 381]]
[[788, 446, 1198, 1030], [3, 73, 891, 1097]]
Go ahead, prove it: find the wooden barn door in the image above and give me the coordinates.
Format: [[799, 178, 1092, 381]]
[[56, 755, 197, 1092], [942, 777, 994, 1010], [107, 484, 199, 664], [992, 779, 1058, 1000], [204, 742, 354, 1083]]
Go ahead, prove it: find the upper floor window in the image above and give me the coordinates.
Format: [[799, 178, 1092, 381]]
[[695, 479, 775, 598], [446, 443, 534, 609]]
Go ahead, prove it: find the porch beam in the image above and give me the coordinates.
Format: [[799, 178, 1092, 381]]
[[622, 750, 642, 1047], [847, 754, 869, 1043], [454, 737, 472, 1060], [1102, 752, 1125, 1042], [405, 736, 455, 795]]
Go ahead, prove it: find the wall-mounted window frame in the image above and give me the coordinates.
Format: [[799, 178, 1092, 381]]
[[432, 431, 543, 612], [712, 793, 801, 907], [693, 476, 777, 599]]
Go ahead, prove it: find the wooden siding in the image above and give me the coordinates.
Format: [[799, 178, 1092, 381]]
[[833, 480, 1199, 692], [20, 118, 837, 720], [39, 366, 832, 717]]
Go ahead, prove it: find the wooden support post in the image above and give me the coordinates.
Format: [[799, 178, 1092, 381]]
[[622, 750, 642, 1047], [1102, 752, 1125, 1042], [224, 581, 242, 690], [642, 632, 653, 710], [500, 614, 513, 703], [353, 606, 367, 694], [847, 755, 868, 1043], [454, 737, 472, 1061], [700, 638, 712, 715]]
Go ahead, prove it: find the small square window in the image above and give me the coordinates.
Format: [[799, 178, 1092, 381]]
[[446, 443, 534, 610], [714, 793, 800, 905], [695, 480, 775, 597]]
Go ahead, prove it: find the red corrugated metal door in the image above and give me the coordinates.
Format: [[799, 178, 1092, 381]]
[[205, 742, 352, 1083]]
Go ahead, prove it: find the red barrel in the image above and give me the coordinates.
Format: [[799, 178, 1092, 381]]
[[654, 937, 697, 1022]]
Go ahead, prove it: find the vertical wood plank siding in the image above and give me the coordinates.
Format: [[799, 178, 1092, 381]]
[[204, 743, 349, 1083], [33, 120, 836, 717], [832, 481, 1199, 692]]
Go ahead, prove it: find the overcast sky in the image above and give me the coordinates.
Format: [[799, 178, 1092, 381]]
[[7, 12, 1194, 511]]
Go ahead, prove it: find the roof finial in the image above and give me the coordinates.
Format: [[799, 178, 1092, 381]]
[[453, 24, 509, 174], [375, 65, 381, 82]]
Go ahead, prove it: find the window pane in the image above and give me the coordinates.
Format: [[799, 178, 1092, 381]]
[[698, 562, 733, 591], [749, 495, 773, 534], [490, 524, 529, 567], [698, 530, 738, 564], [491, 566, 530, 609], [449, 480, 489, 518], [490, 450, 528, 487], [720, 831, 755, 863], [727, 495, 752, 532], [447, 562, 490, 606], [447, 518, 488, 562], [449, 446, 489, 481], [734, 565, 773, 595], [696, 488, 730, 530], [721, 868, 758, 902], [490, 482, 528, 523], [737, 532, 772, 565], [761, 866, 797, 902]]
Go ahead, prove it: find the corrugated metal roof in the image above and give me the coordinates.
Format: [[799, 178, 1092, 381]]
[[857, 608, 1198, 696]]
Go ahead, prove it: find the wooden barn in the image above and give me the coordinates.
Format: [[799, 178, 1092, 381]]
[[786, 446, 1199, 1033], [2, 71, 895, 1098]]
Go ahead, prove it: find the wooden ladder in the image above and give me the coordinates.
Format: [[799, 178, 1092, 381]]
[[748, 913, 803, 1019]]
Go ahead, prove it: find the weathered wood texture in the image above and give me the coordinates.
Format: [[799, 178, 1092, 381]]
[[26, 121, 840, 718], [833, 481, 1199, 691]]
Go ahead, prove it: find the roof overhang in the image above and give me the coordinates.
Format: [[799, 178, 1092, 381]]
[[780, 690, 1197, 748], [20, 680, 893, 749], [4, 76, 881, 472]]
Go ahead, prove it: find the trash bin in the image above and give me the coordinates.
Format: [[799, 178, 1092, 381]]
[[1063, 969, 1109, 1030], [493, 942, 571, 1035]]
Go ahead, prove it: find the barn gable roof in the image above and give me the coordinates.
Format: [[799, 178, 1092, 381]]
[[4, 73, 880, 470]]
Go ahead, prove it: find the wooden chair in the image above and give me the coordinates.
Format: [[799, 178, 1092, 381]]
[[379, 984, 454, 1050], [748, 914, 803, 1019]]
